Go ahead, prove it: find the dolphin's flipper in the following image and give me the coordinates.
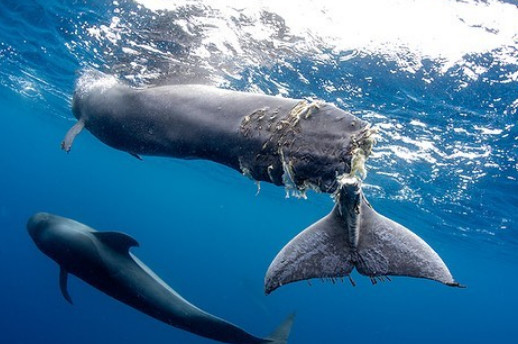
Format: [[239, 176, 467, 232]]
[[265, 179, 460, 294], [59, 266, 73, 304], [61, 119, 85, 153], [264, 313, 296, 344]]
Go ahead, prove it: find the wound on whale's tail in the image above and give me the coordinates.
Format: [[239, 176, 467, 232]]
[[263, 313, 295, 344], [264, 178, 462, 294]]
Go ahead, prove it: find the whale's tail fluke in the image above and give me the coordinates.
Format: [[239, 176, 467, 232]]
[[264, 178, 462, 294], [264, 313, 295, 344]]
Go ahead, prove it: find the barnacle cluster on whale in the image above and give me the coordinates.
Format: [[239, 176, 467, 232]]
[[238, 96, 377, 197], [239, 98, 378, 199]]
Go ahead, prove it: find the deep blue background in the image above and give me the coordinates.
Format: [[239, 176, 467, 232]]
[[1, 1, 517, 343]]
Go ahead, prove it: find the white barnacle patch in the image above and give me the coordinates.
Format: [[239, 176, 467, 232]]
[[274, 100, 328, 197], [350, 147, 368, 180], [301, 179, 323, 194], [267, 164, 275, 182], [240, 107, 271, 138], [347, 125, 378, 178], [333, 125, 379, 200], [278, 149, 308, 199], [279, 149, 297, 197], [238, 156, 254, 180], [255, 181, 261, 196], [279, 150, 323, 199], [238, 157, 262, 195], [288, 99, 325, 126]]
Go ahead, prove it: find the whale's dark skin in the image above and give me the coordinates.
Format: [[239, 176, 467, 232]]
[[27, 213, 294, 344], [65, 81, 371, 193], [63, 76, 461, 294]]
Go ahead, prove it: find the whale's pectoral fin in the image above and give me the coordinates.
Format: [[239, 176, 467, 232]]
[[93, 232, 140, 255], [265, 182, 461, 294], [61, 119, 85, 153], [264, 206, 355, 294], [59, 266, 73, 304]]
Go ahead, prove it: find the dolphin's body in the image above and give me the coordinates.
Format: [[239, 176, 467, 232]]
[[27, 213, 294, 344], [63, 74, 461, 293]]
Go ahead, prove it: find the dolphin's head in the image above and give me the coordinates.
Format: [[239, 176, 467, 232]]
[[27, 212, 97, 267], [27, 212, 51, 243]]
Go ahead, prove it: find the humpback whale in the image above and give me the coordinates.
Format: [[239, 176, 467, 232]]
[[63, 73, 461, 293], [27, 212, 295, 344]]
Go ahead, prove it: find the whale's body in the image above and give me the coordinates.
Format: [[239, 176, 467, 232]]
[[64, 76, 461, 293], [27, 213, 294, 344], [66, 82, 372, 194]]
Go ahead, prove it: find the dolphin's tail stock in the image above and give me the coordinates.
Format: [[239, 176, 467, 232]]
[[264, 177, 462, 294], [263, 313, 295, 344]]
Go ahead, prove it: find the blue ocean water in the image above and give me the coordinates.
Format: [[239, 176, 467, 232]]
[[1, 0, 517, 343]]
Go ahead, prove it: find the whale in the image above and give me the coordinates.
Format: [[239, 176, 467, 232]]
[[27, 212, 295, 344], [63, 73, 462, 293], [63, 74, 373, 194]]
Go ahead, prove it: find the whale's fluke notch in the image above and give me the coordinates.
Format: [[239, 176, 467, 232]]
[[265, 179, 461, 294], [264, 313, 295, 344], [59, 266, 73, 304]]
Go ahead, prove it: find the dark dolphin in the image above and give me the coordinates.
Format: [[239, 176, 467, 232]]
[[63, 73, 461, 293], [27, 212, 295, 344]]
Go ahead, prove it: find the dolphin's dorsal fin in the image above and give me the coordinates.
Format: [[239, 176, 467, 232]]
[[93, 231, 140, 254], [59, 266, 73, 304]]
